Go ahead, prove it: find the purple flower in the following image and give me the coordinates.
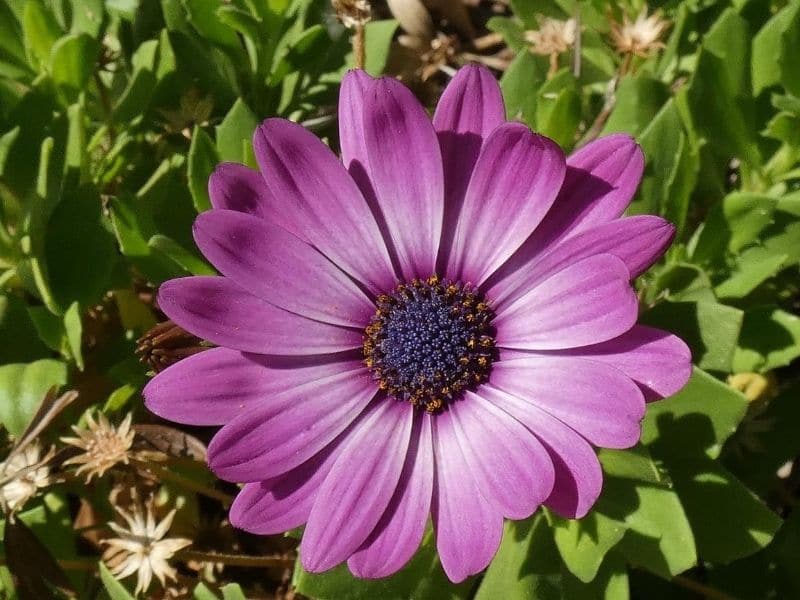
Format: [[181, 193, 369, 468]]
[[144, 65, 691, 582]]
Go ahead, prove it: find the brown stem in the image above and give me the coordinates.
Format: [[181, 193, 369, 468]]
[[353, 23, 366, 69], [672, 575, 738, 600], [177, 550, 294, 568], [93, 71, 116, 142], [548, 53, 559, 79], [129, 457, 233, 507]]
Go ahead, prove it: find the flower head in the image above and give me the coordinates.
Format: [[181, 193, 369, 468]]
[[525, 17, 577, 56], [332, 0, 371, 29], [103, 505, 191, 596], [610, 7, 670, 57], [62, 412, 135, 482], [0, 443, 51, 514], [144, 65, 691, 582]]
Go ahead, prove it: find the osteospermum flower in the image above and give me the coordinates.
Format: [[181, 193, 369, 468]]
[[61, 412, 135, 482], [103, 505, 191, 596], [144, 65, 691, 582]]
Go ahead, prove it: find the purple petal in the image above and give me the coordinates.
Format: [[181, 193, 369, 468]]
[[479, 385, 602, 518], [207, 366, 374, 482], [339, 69, 373, 180], [432, 410, 503, 583], [143, 348, 360, 425], [301, 401, 414, 572], [542, 325, 692, 401], [359, 77, 444, 279], [433, 64, 505, 265], [485, 135, 644, 293], [490, 355, 645, 449], [193, 209, 374, 327], [229, 440, 343, 535], [449, 391, 554, 518], [348, 414, 434, 578], [494, 254, 638, 350], [208, 163, 274, 217], [447, 123, 565, 285], [253, 118, 396, 294], [487, 216, 675, 309], [158, 276, 363, 355]]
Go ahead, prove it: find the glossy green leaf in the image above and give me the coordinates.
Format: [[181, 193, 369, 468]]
[[49, 33, 99, 103], [215, 98, 258, 163], [0, 359, 67, 436], [98, 561, 135, 600], [641, 367, 748, 460], [733, 306, 800, 372], [187, 125, 219, 212], [752, 0, 800, 97], [548, 511, 627, 583], [22, 0, 62, 69]]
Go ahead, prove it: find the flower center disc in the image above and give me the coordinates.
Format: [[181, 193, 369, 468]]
[[363, 275, 495, 412]]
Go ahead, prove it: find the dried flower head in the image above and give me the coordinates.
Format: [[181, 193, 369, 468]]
[[420, 34, 458, 81], [0, 443, 51, 514], [525, 17, 577, 56], [62, 412, 135, 482], [610, 7, 670, 57], [103, 505, 191, 596], [332, 0, 371, 29], [136, 319, 209, 373]]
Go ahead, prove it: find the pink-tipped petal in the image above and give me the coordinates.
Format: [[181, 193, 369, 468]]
[[448, 123, 565, 285], [158, 277, 363, 355], [193, 209, 374, 327], [229, 439, 344, 535], [301, 401, 414, 572], [490, 355, 646, 449], [360, 77, 444, 279], [208, 163, 274, 217], [449, 392, 554, 519], [487, 215, 675, 309], [494, 254, 638, 351], [143, 348, 358, 425], [433, 64, 505, 265], [207, 366, 374, 482], [543, 325, 692, 401], [348, 414, 434, 578], [432, 410, 503, 583], [253, 118, 396, 294], [480, 385, 603, 518]]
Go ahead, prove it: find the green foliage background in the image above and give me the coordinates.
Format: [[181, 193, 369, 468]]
[[0, 0, 799, 598]]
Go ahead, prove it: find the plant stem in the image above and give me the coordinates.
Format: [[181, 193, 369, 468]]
[[353, 23, 366, 69], [130, 457, 233, 507], [178, 550, 294, 568], [672, 575, 737, 600]]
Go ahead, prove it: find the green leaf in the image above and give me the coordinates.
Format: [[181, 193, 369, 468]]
[[561, 553, 629, 600], [650, 263, 715, 303], [22, 0, 62, 69], [641, 367, 748, 460], [501, 51, 545, 127], [535, 70, 581, 149], [0, 359, 67, 436], [193, 582, 221, 600], [598, 445, 662, 484], [187, 126, 219, 212], [98, 561, 135, 600], [752, 0, 800, 97], [475, 514, 561, 600], [69, 0, 104, 37], [691, 193, 778, 264], [668, 458, 781, 564], [0, 294, 50, 363], [49, 33, 99, 104], [606, 480, 696, 578], [148, 234, 215, 276], [634, 99, 697, 233], [184, 0, 241, 49], [602, 76, 670, 136], [44, 184, 117, 311], [215, 98, 258, 164], [294, 530, 470, 600], [714, 248, 787, 299], [640, 302, 743, 372], [548, 510, 627, 583], [63, 301, 83, 371], [220, 583, 247, 600], [361, 20, 399, 76], [733, 306, 800, 372]]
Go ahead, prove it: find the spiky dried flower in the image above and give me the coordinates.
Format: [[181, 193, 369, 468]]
[[0, 443, 51, 514], [525, 17, 577, 57], [609, 7, 670, 58], [103, 504, 191, 596], [61, 412, 135, 482], [136, 319, 209, 373], [332, 0, 371, 29]]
